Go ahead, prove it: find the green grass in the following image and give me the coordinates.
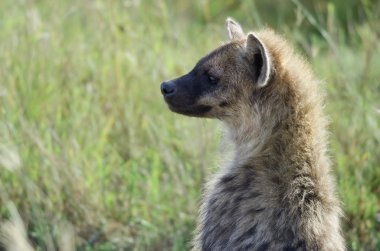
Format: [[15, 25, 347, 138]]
[[0, 0, 379, 250]]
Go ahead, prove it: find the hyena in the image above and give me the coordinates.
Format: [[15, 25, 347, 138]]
[[160, 18, 345, 251]]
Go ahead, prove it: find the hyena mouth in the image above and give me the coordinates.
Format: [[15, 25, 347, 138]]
[[168, 104, 212, 117], [161, 80, 213, 117]]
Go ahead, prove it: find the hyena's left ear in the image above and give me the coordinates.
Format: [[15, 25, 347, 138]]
[[226, 17, 245, 40], [245, 33, 272, 87]]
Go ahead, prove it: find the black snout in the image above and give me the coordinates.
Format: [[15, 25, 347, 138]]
[[161, 81, 176, 96]]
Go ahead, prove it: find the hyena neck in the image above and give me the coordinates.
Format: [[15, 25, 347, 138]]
[[224, 89, 329, 177], [224, 111, 275, 167]]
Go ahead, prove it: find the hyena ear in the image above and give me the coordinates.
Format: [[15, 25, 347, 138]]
[[245, 33, 272, 87], [226, 17, 245, 40]]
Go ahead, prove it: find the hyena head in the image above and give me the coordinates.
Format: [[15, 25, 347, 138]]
[[161, 18, 272, 120]]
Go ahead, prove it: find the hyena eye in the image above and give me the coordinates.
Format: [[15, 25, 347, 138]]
[[207, 74, 218, 84]]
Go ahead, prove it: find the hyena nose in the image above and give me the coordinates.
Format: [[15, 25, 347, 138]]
[[161, 81, 176, 96]]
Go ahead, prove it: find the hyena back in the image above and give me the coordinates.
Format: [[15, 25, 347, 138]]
[[161, 18, 345, 251]]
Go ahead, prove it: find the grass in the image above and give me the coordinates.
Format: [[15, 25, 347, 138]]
[[0, 0, 379, 250]]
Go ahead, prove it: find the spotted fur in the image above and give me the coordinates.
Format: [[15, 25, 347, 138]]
[[161, 18, 345, 251]]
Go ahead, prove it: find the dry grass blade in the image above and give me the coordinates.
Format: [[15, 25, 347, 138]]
[[0, 204, 34, 251]]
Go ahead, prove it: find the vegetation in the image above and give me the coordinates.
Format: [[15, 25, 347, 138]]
[[0, 0, 379, 250]]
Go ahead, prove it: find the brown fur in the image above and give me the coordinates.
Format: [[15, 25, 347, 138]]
[[161, 18, 345, 251]]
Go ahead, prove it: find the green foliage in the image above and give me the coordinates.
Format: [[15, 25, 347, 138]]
[[0, 0, 379, 250]]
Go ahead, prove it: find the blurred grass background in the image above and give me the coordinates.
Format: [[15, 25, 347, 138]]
[[0, 0, 379, 250]]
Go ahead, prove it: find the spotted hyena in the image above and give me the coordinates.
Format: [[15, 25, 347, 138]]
[[160, 18, 345, 251]]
